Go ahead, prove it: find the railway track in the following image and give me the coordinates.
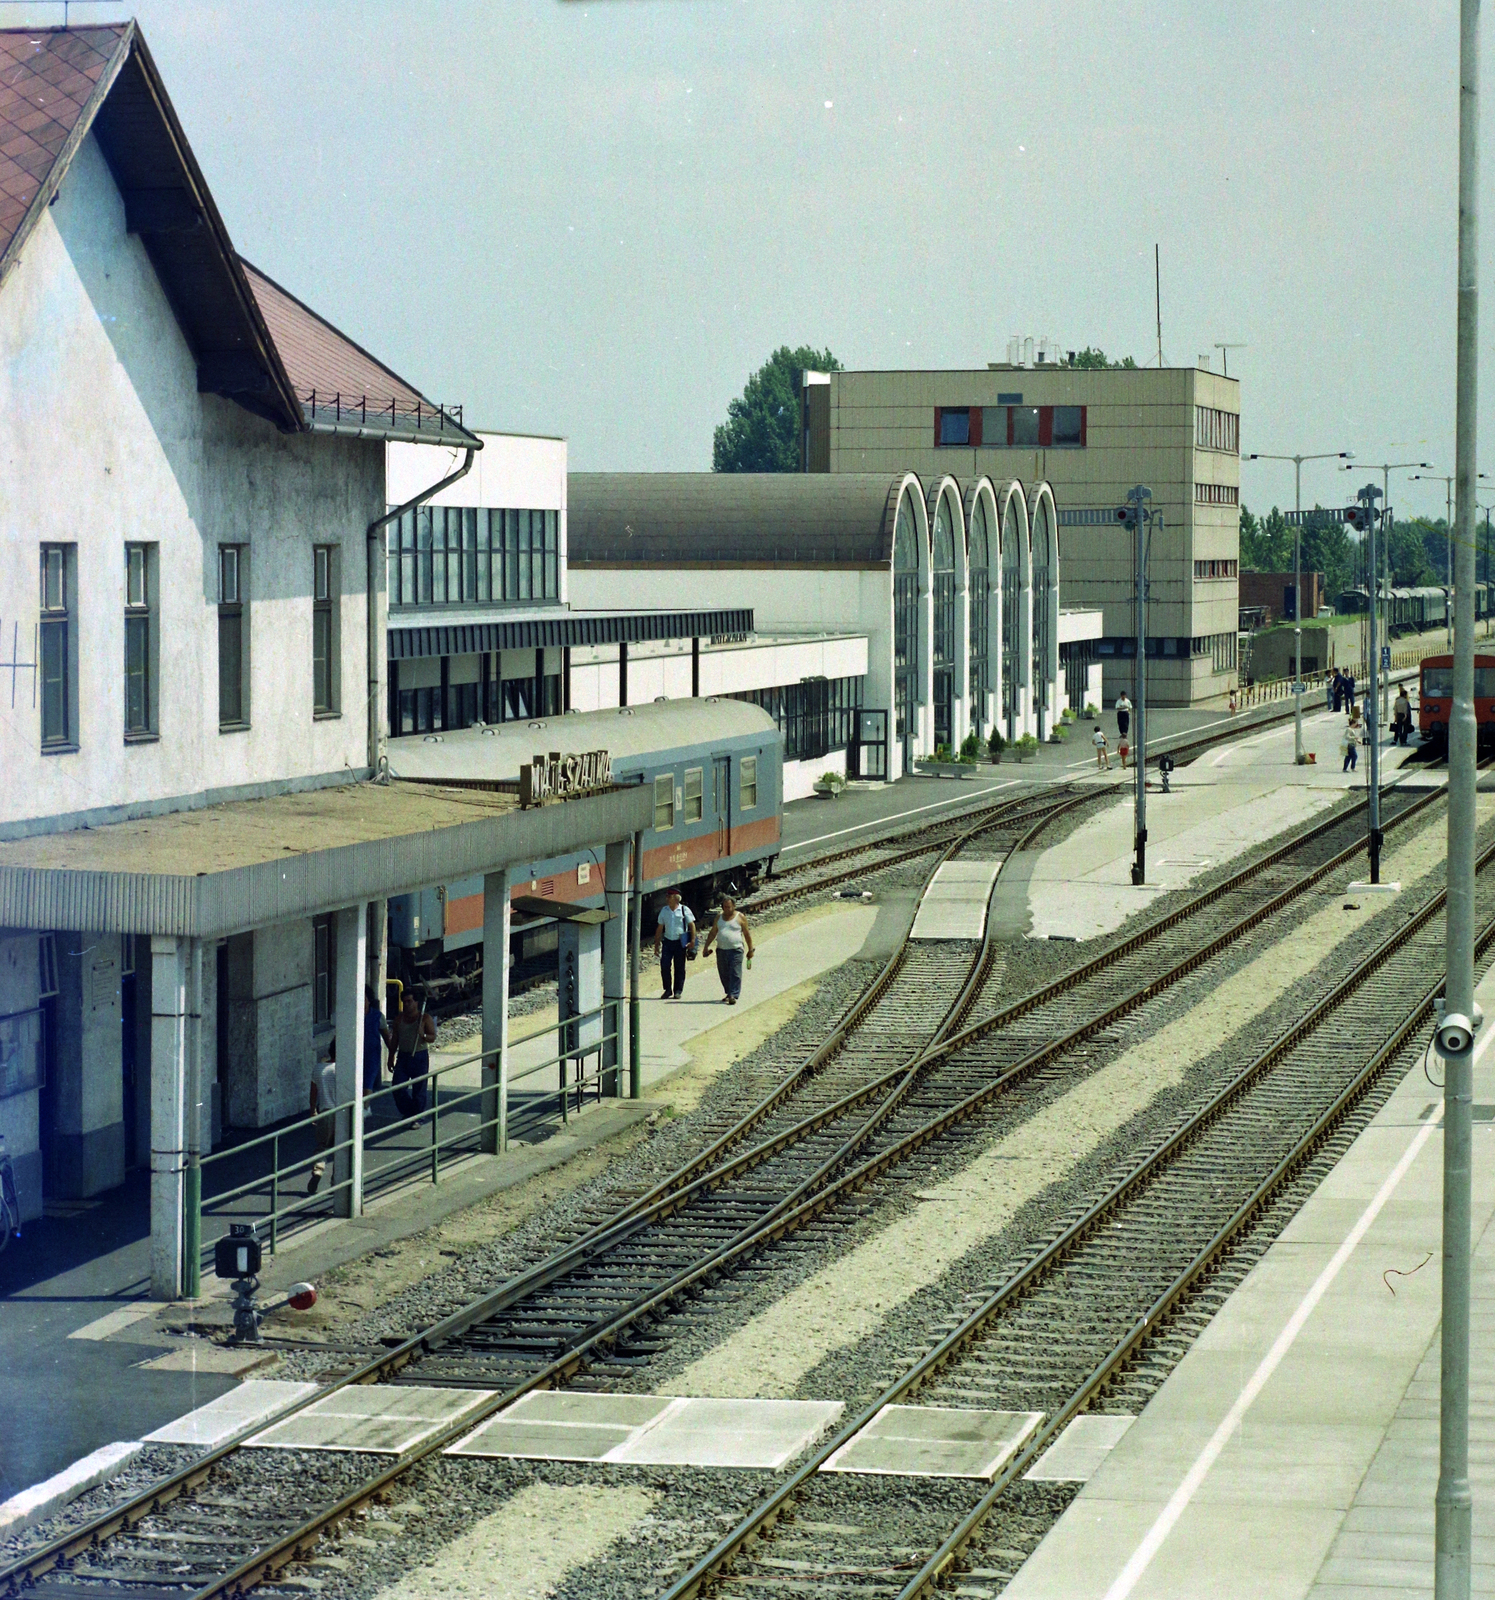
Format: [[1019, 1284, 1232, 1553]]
[[664, 821, 1495, 1600], [1, 766, 1447, 1600]]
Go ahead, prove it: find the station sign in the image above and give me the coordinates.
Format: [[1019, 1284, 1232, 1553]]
[[520, 749, 613, 807]]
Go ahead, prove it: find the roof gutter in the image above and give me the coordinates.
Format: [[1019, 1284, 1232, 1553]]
[[308, 417, 481, 449], [366, 445, 479, 775]]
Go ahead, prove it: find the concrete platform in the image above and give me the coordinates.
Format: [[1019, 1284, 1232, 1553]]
[[1002, 955, 1495, 1598], [910, 859, 1004, 941]]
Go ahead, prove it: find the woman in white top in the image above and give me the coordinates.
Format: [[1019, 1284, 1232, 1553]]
[[702, 896, 756, 1004]]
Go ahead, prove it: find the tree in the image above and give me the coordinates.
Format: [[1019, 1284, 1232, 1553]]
[[1239, 503, 1291, 571], [1240, 502, 1357, 600], [1067, 347, 1138, 369], [713, 346, 841, 472]]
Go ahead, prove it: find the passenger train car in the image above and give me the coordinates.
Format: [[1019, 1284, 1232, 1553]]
[[1335, 585, 1491, 633], [1418, 654, 1495, 743], [383, 699, 784, 992]]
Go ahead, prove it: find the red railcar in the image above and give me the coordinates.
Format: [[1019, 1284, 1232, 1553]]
[[1418, 654, 1495, 740]]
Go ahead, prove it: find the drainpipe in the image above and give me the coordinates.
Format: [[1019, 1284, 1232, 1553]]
[[365, 446, 478, 775]]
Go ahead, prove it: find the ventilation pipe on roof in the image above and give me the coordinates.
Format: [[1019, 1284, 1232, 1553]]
[[365, 446, 478, 777]]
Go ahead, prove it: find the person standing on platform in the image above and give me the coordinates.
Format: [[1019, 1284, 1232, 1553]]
[[1342, 712, 1361, 774], [1330, 670, 1342, 712], [702, 896, 755, 1005], [654, 889, 696, 1000], [307, 1044, 338, 1195], [1092, 725, 1110, 770], [1345, 670, 1357, 711], [390, 990, 435, 1117], [363, 985, 392, 1123], [1392, 687, 1412, 746], [1115, 691, 1132, 747]]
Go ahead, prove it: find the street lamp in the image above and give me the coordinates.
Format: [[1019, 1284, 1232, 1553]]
[[1413, 472, 1457, 644], [1243, 450, 1352, 763], [1343, 458, 1434, 718]]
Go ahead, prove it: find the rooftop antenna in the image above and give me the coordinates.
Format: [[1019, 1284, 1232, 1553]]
[[1214, 343, 1248, 377], [1154, 245, 1164, 367]]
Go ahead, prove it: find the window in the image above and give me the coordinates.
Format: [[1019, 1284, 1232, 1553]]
[[740, 756, 758, 810], [1195, 406, 1240, 454], [728, 678, 864, 761], [124, 543, 156, 738], [312, 545, 337, 714], [387, 506, 560, 607], [937, 407, 970, 446], [683, 767, 703, 823], [653, 772, 675, 829], [312, 916, 333, 1026], [1010, 405, 1040, 446], [39, 544, 72, 749], [1193, 558, 1239, 579], [218, 545, 247, 728], [1052, 406, 1084, 447], [1195, 482, 1240, 506]]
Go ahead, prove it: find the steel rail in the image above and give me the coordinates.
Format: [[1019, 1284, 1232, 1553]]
[[662, 829, 1495, 1600], [0, 789, 1087, 1600]]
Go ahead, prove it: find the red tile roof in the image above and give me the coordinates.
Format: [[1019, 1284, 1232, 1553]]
[[0, 25, 127, 268]]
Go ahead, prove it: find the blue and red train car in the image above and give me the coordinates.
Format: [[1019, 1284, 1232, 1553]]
[[1418, 654, 1495, 743]]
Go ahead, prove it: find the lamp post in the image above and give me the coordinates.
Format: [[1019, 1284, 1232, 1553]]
[[1244, 450, 1352, 763], [1344, 458, 1434, 718], [1414, 472, 1457, 645]]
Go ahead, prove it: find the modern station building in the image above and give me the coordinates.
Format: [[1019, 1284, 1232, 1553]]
[[0, 23, 652, 1295], [800, 362, 1241, 705], [566, 473, 1102, 779]]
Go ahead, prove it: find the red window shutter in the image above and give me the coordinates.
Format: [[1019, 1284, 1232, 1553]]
[[969, 406, 983, 447], [1038, 407, 1053, 448], [1079, 406, 1088, 447], [933, 407, 943, 447]]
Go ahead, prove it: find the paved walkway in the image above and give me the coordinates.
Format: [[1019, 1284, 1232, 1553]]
[[1004, 938, 1495, 1598]]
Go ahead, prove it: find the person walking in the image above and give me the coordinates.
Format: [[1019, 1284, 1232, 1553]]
[[702, 896, 755, 1005], [653, 889, 696, 1000], [1092, 725, 1110, 770], [1115, 691, 1132, 746], [389, 989, 435, 1118], [307, 1044, 338, 1195], [1393, 687, 1412, 746], [363, 985, 392, 1123], [1341, 713, 1361, 774]]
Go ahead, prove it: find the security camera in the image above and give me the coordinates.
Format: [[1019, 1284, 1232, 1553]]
[[1437, 1011, 1477, 1057]]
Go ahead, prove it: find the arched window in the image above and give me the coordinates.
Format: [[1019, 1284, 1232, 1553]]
[[893, 492, 920, 769], [932, 495, 956, 751], [1001, 495, 1023, 738], [968, 499, 990, 736], [1031, 496, 1053, 738]]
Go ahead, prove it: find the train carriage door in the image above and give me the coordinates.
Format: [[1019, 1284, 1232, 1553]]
[[713, 754, 732, 860]]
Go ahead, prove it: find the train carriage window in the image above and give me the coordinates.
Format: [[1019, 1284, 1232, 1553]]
[[653, 773, 676, 829], [1480, 667, 1495, 698], [740, 756, 758, 810], [1423, 667, 1453, 697], [684, 767, 704, 823]]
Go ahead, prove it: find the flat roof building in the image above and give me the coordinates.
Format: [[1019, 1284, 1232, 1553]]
[[802, 364, 1241, 705]]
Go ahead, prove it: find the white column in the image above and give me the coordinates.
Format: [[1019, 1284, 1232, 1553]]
[[334, 904, 366, 1217], [149, 935, 186, 1300], [603, 841, 628, 1096], [481, 868, 512, 1153]]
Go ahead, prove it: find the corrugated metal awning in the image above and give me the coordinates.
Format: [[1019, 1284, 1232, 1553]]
[[387, 608, 754, 660]]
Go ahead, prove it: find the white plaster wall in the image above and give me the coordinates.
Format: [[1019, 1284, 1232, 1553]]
[[0, 134, 383, 835]]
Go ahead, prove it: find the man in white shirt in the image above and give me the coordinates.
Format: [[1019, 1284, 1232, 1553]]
[[653, 889, 696, 1000], [307, 1046, 339, 1195]]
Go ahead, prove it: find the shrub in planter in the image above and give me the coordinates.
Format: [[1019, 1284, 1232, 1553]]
[[933, 743, 955, 764], [960, 731, 982, 762], [818, 771, 846, 789], [1084, 702, 1100, 719], [1015, 733, 1040, 760], [987, 730, 1006, 763]]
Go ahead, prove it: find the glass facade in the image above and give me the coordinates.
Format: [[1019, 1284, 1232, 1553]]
[[1031, 499, 1052, 736], [1001, 498, 1022, 738], [968, 499, 990, 736], [730, 675, 863, 762], [893, 493, 920, 771], [388, 506, 559, 608], [932, 495, 956, 749]]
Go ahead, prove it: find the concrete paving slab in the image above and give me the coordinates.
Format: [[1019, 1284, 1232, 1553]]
[[447, 1391, 674, 1462], [607, 1397, 844, 1469], [143, 1379, 322, 1446], [1025, 1413, 1136, 1482], [135, 1341, 281, 1375], [0, 1441, 143, 1536], [821, 1404, 1041, 1480], [910, 858, 1004, 941], [247, 1384, 492, 1454]]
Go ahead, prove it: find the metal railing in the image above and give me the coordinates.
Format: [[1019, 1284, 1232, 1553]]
[[1239, 648, 1426, 707], [185, 1000, 625, 1284]]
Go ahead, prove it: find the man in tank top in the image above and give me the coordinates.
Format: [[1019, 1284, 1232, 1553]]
[[701, 896, 756, 1005]]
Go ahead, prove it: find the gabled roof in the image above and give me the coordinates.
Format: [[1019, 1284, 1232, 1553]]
[[0, 23, 475, 446]]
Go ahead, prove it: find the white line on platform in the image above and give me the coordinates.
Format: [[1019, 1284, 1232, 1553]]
[[1209, 746, 1238, 767], [68, 1301, 166, 1340], [1100, 1101, 1444, 1600], [784, 784, 1019, 853], [0, 1441, 142, 1535]]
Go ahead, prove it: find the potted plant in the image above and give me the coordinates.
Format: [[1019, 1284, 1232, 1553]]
[[813, 770, 847, 798], [988, 730, 1006, 764], [959, 732, 981, 766], [1015, 733, 1040, 762], [1084, 702, 1100, 721]]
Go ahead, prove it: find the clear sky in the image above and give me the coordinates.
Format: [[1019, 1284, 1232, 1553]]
[[12, 0, 1495, 518]]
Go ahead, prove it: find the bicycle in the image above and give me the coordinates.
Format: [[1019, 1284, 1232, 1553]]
[[0, 1134, 21, 1253]]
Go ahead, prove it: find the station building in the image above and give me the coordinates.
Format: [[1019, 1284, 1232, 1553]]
[[800, 362, 1241, 706], [566, 472, 1103, 779], [0, 23, 652, 1296]]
